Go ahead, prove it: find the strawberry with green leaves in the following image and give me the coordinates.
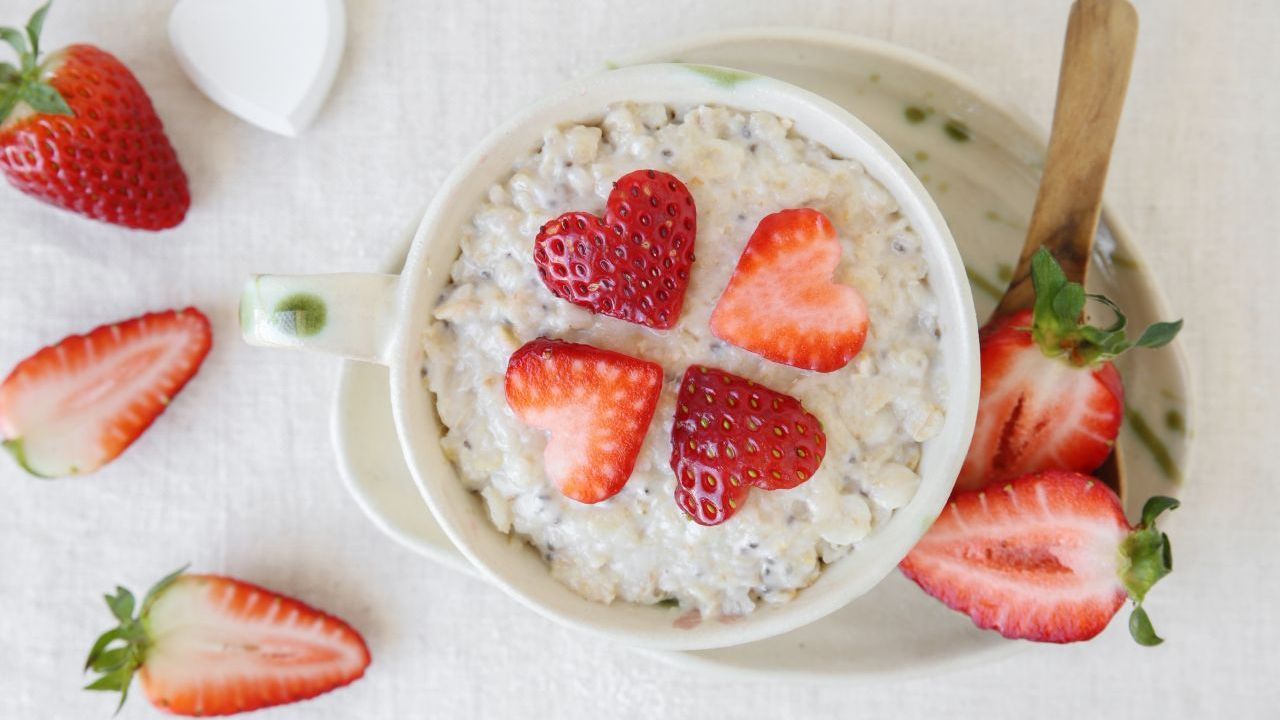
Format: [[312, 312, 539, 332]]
[[85, 568, 371, 716], [0, 2, 189, 230], [901, 471, 1178, 645], [956, 249, 1181, 492]]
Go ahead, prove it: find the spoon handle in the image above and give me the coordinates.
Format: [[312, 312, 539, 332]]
[[992, 0, 1138, 318]]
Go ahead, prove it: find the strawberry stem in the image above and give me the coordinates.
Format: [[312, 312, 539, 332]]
[[1028, 248, 1182, 366], [1118, 496, 1180, 646], [84, 565, 188, 713], [0, 1, 70, 124]]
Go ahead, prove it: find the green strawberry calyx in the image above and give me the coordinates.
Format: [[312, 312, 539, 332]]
[[1118, 496, 1179, 646], [1027, 248, 1182, 366], [0, 1, 71, 125], [83, 566, 187, 713]]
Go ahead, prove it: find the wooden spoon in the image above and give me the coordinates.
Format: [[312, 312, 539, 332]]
[[989, 0, 1138, 497]]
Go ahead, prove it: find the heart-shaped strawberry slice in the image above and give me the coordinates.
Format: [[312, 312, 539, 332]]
[[710, 208, 869, 372], [670, 366, 827, 525], [505, 338, 663, 503], [534, 169, 696, 329]]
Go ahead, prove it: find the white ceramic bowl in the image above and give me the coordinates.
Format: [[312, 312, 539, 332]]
[[241, 63, 979, 650]]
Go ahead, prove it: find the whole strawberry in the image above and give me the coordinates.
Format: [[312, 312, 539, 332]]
[[956, 249, 1181, 492], [0, 2, 189, 230]]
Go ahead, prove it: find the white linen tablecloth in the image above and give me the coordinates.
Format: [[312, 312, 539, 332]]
[[2, 0, 1275, 717]]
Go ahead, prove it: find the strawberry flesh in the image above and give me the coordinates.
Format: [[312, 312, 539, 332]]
[[0, 308, 212, 477], [710, 208, 868, 372], [901, 471, 1134, 643], [0, 45, 190, 230], [505, 338, 662, 503], [534, 169, 696, 329], [670, 366, 826, 525], [956, 310, 1123, 492]]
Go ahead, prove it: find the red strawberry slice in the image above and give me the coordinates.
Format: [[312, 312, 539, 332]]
[[710, 208, 868, 372], [900, 471, 1179, 645], [1, 3, 189, 230], [534, 169, 696, 329], [956, 309, 1123, 491], [670, 366, 826, 525], [0, 307, 212, 478], [85, 569, 371, 716], [956, 250, 1181, 492], [505, 338, 662, 503]]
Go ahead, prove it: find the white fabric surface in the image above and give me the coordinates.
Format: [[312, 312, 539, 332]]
[[1, 0, 1275, 717]]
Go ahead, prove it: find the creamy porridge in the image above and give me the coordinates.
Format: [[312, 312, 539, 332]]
[[423, 102, 946, 617]]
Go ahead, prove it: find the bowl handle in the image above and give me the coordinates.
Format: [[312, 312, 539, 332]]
[[239, 273, 400, 365]]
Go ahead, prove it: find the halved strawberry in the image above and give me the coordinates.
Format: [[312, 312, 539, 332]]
[[710, 208, 868, 372], [85, 568, 371, 716], [505, 338, 662, 503], [900, 471, 1178, 645], [670, 366, 826, 525], [534, 169, 696, 329], [0, 307, 212, 478], [956, 249, 1182, 492]]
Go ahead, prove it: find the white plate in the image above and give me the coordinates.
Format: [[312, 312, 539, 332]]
[[331, 28, 1193, 680]]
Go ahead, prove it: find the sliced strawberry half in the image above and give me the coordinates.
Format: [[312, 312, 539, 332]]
[[710, 208, 868, 372], [0, 307, 212, 478], [534, 169, 696, 329], [505, 338, 663, 503], [670, 366, 826, 525], [957, 249, 1182, 491], [84, 569, 371, 716], [900, 471, 1179, 645], [957, 308, 1125, 490]]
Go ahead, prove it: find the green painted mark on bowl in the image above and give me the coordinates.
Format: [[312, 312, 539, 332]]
[[966, 266, 1003, 300], [904, 105, 928, 124], [1126, 408, 1180, 483], [944, 119, 971, 142], [1110, 252, 1140, 270], [684, 64, 755, 88], [983, 210, 1024, 231], [1164, 409, 1185, 435], [997, 263, 1014, 282], [272, 293, 328, 338]]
